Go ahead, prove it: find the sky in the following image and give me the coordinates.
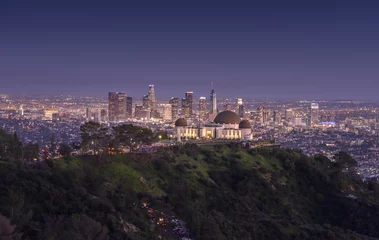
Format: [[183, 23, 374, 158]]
[[1, 0, 379, 100]]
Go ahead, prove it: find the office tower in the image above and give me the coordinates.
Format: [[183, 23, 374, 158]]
[[294, 117, 302, 126], [169, 97, 179, 120], [108, 92, 127, 121], [285, 108, 294, 121], [181, 98, 190, 118], [263, 110, 269, 124], [273, 110, 281, 125], [158, 104, 172, 121], [236, 98, 243, 106], [199, 97, 207, 121], [257, 106, 264, 124], [85, 108, 91, 120], [143, 95, 150, 109], [135, 105, 150, 120], [310, 102, 320, 126], [148, 85, 157, 109], [94, 112, 100, 123], [100, 109, 107, 121], [236, 98, 244, 117], [126, 97, 133, 118], [19, 105, 24, 116], [210, 88, 217, 114], [224, 104, 232, 111], [238, 105, 245, 118], [185, 92, 193, 117]]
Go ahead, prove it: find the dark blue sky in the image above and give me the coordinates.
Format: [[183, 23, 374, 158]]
[[1, 0, 378, 100]]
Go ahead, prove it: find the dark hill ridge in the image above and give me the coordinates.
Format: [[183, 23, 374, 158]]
[[1, 141, 379, 239]]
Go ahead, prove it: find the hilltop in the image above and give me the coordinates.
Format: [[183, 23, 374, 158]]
[[1, 140, 379, 239]]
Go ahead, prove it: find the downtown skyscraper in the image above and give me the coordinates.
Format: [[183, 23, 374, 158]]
[[108, 92, 127, 121], [310, 102, 320, 126], [210, 87, 217, 114], [169, 97, 179, 120], [199, 97, 207, 121], [182, 92, 193, 118]]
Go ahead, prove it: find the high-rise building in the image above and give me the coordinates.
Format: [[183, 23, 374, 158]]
[[108, 92, 127, 121], [185, 92, 193, 117], [263, 110, 269, 124], [85, 108, 91, 120], [181, 98, 190, 118], [158, 104, 172, 121], [210, 88, 217, 114], [100, 109, 107, 121], [273, 110, 281, 125], [148, 85, 157, 109], [199, 97, 207, 121], [236, 98, 244, 117], [257, 106, 264, 124], [143, 95, 150, 109], [135, 106, 150, 120], [19, 105, 24, 116], [169, 97, 179, 120], [310, 102, 320, 126], [285, 108, 294, 121], [224, 104, 232, 111], [126, 97, 133, 118]]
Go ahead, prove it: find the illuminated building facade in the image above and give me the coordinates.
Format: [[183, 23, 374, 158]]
[[108, 92, 127, 121], [169, 97, 179, 120]]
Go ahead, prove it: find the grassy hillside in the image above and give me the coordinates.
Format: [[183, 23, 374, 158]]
[[1, 143, 379, 239]]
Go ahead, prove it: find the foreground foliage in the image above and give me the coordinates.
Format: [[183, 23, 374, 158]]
[[0, 141, 379, 239]]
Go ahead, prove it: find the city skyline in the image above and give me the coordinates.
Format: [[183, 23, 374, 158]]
[[1, 1, 379, 100]]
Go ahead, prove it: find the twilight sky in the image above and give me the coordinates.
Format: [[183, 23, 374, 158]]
[[1, 0, 379, 100]]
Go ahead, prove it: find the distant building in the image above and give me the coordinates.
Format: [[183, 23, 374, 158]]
[[148, 85, 157, 110], [285, 108, 294, 121], [108, 92, 127, 122], [126, 97, 133, 118], [273, 110, 281, 125], [310, 102, 320, 126], [143, 95, 150, 109], [135, 105, 150, 120], [44, 109, 58, 121], [224, 104, 232, 111], [236, 98, 244, 117], [85, 108, 91, 120], [174, 111, 252, 141], [199, 97, 207, 121], [185, 92, 193, 117], [210, 88, 217, 114], [158, 104, 172, 121], [181, 92, 193, 118], [263, 110, 269, 124], [257, 106, 264, 124], [169, 97, 179, 120], [294, 117, 302, 126]]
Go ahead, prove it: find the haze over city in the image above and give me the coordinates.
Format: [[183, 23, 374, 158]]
[[2, 0, 379, 100]]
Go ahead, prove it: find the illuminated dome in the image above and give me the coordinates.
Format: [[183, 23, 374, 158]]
[[175, 118, 187, 127], [214, 111, 240, 124], [239, 120, 251, 129]]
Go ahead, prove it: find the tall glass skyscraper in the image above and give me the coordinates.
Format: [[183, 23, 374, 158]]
[[310, 102, 320, 126], [108, 92, 127, 121], [210, 88, 217, 114]]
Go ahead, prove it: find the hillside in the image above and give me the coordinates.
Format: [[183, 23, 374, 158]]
[[1, 143, 379, 239]]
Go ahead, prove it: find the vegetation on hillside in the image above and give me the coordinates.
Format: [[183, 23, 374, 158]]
[[1, 128, 379, 239]]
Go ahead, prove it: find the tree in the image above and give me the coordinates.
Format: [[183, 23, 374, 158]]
[[112, 124, 154, 152], [0, 215, 21, 240], [80, 122, 110, 154], [333, 151, 357, 171], [58, 143, 72, 158], [49, 134, 57, 158], [23, 143, 39, 161]]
